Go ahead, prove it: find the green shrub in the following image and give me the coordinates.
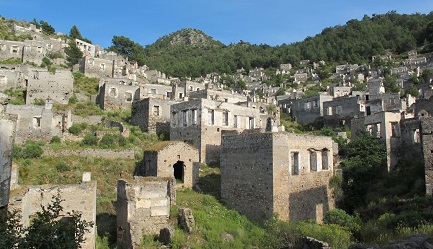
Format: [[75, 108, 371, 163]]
[[323, 209, 361, 233], [13, 141, 44, 159], [298, 221, 353, 249], [33, 98, 45, 106], [81, 134, 98, 146], [99, 134, 115, 149], [55, 162, 70, 172], [68, 94, 78, 104], [50, 136, 61, 144], [117, 135, 128, 147], [68, 124, 83, 135]]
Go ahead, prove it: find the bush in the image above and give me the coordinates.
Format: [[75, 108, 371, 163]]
[[13, 141, 44, 159], [68, 94, 78, 104], [99, 134, 115, 149], [298, 221, 354, 249], [68, 124, 83, 135], [323, 209, 361, 233], [50, 136, 61, 144], [81, 133, 98, 146], [55, 162, 70, 172], [33, 98, 45, 106]]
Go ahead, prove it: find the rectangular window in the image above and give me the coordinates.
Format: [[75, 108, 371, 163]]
[[322, 150, 329, 170], [150, 88, 157, 94], [291, 152, 299, 175], [153, 105, 160, 116], [171, 112, 177, 127], [182, 110, 188, 127], [223, 111, 229, 126], [207, 109, 214, 125], [234, 115, 238, 128], [192, 109, 197, 125], [391, 122, 399, 137], [33, 116, 42, 128], [249, 117, 254, 129], [310, 151, 317, 171]]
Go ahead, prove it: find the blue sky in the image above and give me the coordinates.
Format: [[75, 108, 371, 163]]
[[1, 0, 432, 48]]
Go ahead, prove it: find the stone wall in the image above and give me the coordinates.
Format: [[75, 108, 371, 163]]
[[79, 56, 113, 78], [421, 117, 433, 196], [130, 98, 177, 135], [221, 131, 334, 223], [43, 148, 135, 159], [117, 177, 175, 249], [98, 81, 142, 111], [323, 96, 364, 129], [26, 68, 74, 105], [7, 180, 97, 249], [0, 96, 17, 207], [0, 64, 27, 91]]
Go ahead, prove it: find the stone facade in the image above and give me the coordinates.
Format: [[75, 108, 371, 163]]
[[421, 117, 433, 196], [188, 88, 247, 104], [117, 177, 175, 249], [170, 98, 274, 164], [289, 93, 333, 124], [0, 93, 17, 207], [323, 96, 365, 128], [140, 141, 199, 188], [79, 56, 114, 78], [130, 97, 178, 135], [221, 131, 335, 223], [7, 179, 97, 249], [97, 80, 142, 111], [0, 64, 27, 91], [6, 102, 71, 143], [26, 68, 74, 104]]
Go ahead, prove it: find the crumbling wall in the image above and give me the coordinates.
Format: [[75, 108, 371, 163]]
[[421, 117, 433, 196], [117, 177, 174, 249], [0, 94, 17, 207], [7, 181, 97, 249]]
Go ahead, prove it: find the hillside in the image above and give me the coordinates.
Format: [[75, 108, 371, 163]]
[[139, 11, 433, 77], [150, 28, 225, 48]]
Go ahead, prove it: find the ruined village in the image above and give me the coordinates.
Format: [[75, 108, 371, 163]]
[[1, 15, 433, 249]]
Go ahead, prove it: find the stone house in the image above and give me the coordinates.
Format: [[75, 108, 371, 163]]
[[294, 73, 308, 83], [139, 141, 199, 188], [130, 97, 179, 135], [289, 93, 333, 124], [26, 68, 74, 105], [367, 78, 385, 95], [188, 88, 247, 104], [97, 79, 142, 111], [0, 64, 27, 91], [365, 93, 405, 115], [170, 98, 273, 164], [0, 93, 17, 207], [78, 56, 114, 78], [7, 177, 97, 249], [75, 38, 96, 57], [0, 40, 25, 61], [221, 131, 335, 223], [6, 101, 71, 143], [328, 85, 352, 98], [323, 96, 365, 128], [144, 70, 170, 84], [117, 177, 175, 249]]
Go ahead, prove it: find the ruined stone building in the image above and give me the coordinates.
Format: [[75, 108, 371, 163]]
[[26, 68, 74, 104], [79, 56, 114, 78], [130, 97, 178, 135], [221, 131, 335, 223], [323, 96, 365, 129], [7, 175, 97, 249], [6, 100, 71, 143], [0, 64, 27, 91], [170, 98, 276, 164], [139, 141, 199, 188], [0, 39, 66, 65], [97, 80, 142, 111], [289, 93, 333, 124], [187, 88, 247, 104], [0, 93, 17, 208], [117, 177, 175, 249]]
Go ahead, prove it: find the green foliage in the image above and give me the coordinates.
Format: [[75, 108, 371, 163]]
[[4, 88, 25, 105], [46, 51, 64, 59], [405, 85, 419, 97], [64, 40, 83, 66], [298, 221, 354, 249], [73, 101, 103, 117], [108, 35, 146, 66], [68, 94, 78, 104], [68, 123, 83, 135], [341, 134, 387, 213], [55, 161, 71, 172], [41, 57, 52, 68], [301, 89, 319, 98], [81, 133, 98, 146], [261, 216, 302, 249], [1, 193, 92, 248], [50, 136, 61, 144], [33, 98, 45, 105], [383, 75, 400, 93], [99, 134, 115, 149], [69, 25, 82, 40], [323, 209, 361, 233], [0, 58, 22, 64], [39, 20, 55, 35], [72, 72, 99, 96], [13, 140, 44, 159]]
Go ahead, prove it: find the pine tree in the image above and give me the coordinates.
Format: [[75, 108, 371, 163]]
[[64, 40, 83, 67]]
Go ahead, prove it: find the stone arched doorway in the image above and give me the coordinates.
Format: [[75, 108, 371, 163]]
[[173, 161, 184, 182]]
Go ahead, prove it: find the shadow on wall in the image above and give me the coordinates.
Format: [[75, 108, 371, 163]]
[[205, 144, 220, 167], [289, 185, 330, 222]]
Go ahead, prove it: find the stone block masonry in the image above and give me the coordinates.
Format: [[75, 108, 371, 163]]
[[7, 180, 97, 249], [117, 177, 175, 249]]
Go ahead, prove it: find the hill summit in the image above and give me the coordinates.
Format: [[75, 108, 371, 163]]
[[151, 28, 224, 48]]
